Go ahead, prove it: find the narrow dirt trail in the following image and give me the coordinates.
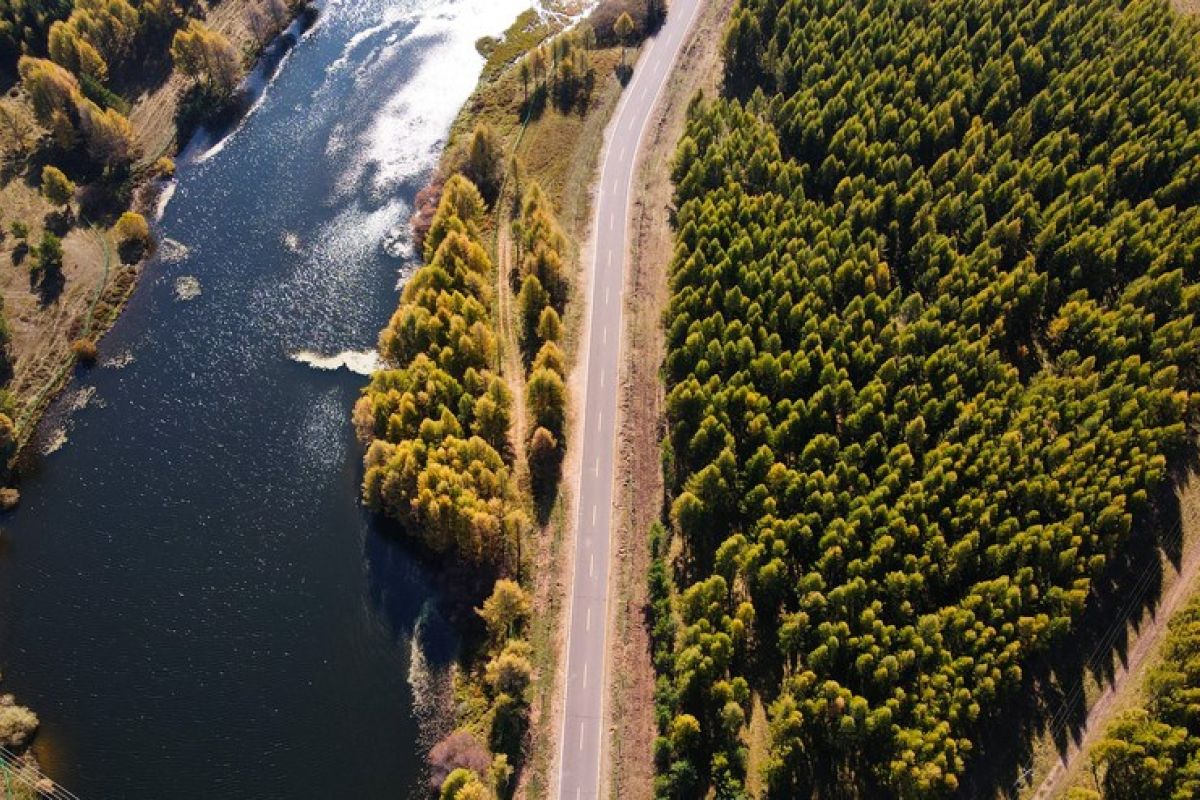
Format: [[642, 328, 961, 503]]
[[496, 220, 529, 463]]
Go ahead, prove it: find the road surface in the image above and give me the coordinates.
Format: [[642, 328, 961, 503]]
[[554, 1, 705, 798]]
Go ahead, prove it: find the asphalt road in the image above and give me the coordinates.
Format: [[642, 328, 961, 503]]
[[554, 1, 705, 797]]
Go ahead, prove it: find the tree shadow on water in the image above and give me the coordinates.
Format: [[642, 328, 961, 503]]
[[363, 514, 503, 662]]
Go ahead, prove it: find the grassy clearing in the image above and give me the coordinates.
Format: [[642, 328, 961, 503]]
[[743, 694, 770, 800], [476, 9, 565, 84], [0, 152, 118, 441]]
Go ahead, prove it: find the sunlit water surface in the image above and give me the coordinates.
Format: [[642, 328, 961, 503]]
[[0, 0, 528, 795]]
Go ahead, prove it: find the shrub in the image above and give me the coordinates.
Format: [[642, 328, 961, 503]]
[[428, 730, 491, 792], [40, 165, 75, 208], [35, 232, 62, 274], [0, 697, 37, 748], [0, 412, 15, 462], [115, 211, 151, 263], [114, 211, 150, 247], [71, 338, 98, 363]]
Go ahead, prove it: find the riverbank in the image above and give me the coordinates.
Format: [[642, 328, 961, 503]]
[[0, 0, 525, 794], [0, 0, 307, 462], [0, 0, 307, 769], [412, 3, 654, 797]]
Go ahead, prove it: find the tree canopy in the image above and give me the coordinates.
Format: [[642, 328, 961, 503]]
[[651, 0, 1200, 797], [358, 174, 524, 564]]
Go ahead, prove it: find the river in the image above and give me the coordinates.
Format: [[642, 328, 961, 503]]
[[0, 0, 528, 795]]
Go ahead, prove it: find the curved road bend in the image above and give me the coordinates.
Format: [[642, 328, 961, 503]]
[[555, 0, 706, 798]]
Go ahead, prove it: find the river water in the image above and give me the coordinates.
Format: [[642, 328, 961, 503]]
[[0, 0, 528, 795]]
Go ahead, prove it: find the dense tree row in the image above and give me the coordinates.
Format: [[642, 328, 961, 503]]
[[356, 175, 525, 565], [1084, 594, 1200, 799], [653, 0, 1200, 797], [512, 180, 568, 501]]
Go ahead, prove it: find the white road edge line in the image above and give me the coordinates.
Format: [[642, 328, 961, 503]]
[[553, 1, 705, 796]]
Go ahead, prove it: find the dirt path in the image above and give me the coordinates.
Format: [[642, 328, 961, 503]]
[[1030, 474, 1200, 799], [496, 220, 529, 461]]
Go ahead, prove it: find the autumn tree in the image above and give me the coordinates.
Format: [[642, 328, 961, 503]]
[[171, 20, 242, 108], [614, 12, 635, 66], [0, 98, 36, 156], [527, 426, 559, 492], [115, 210, 150, 260], [462, 121, 503, 203], [40, 165, 74, 208], [477, 579, 531, 644]]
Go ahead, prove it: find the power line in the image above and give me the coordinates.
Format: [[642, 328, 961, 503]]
[[0, 745, 80, 800], [1010, 519, 1187, 798]]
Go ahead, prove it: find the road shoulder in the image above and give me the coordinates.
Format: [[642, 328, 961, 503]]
[[605, 1, 734, 797]]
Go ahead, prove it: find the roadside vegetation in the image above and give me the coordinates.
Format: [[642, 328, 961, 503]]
[[357, 1, 659, 797], [649, 0, 1200, 797], [513, 179, 569, 511]]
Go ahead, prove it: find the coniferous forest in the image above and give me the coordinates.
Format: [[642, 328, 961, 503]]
[[653, 0, 1200, 797]]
